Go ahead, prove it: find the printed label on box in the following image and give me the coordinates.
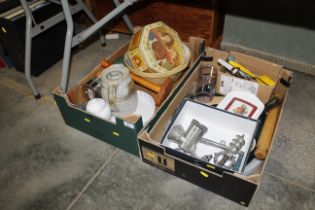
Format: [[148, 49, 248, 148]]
[[219, 75, 259, 95], [123, 121, 135, 129]]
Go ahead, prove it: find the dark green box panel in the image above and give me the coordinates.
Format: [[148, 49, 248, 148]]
[[53, 93, 142, 156]]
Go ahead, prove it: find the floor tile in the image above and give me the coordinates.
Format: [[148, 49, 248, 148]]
[[0, 95, 115, 210], [250, 174, 315, 210], [265, 72, 315, 190]]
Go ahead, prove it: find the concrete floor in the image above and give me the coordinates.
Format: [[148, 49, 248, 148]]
[[0, 34, 314, 210]]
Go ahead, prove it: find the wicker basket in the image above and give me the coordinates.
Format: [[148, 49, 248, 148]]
[[124, 22, 190, 85]]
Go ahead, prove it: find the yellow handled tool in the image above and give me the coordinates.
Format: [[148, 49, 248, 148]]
[[228, 61, 276, 86]]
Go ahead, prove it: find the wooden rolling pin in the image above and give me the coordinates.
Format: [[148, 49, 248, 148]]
[[130, 73, 161, 93], [255, 104, 281, 160]]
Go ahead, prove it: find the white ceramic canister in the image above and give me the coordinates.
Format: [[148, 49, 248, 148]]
[[86, 98, 111, 120], [101, 64, 138, 117]]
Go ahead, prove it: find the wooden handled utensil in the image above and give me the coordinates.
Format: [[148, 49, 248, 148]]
[[255, 102, 282, 160], [130, 73, 174, 106]]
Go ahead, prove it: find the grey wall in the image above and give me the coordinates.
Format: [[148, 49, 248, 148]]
[[221, 0, 315, 75]]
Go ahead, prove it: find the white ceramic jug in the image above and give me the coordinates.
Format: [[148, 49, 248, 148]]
[[101, 64, 138, 117]]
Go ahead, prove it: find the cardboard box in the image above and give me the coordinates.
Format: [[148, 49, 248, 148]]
[[208, 48, 283, 103], [52, 39, 202, 156], [137, 47, 292, 206]]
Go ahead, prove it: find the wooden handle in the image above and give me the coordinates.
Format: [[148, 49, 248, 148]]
[[100, 59, 111, 68], [255, 105, 281, 160], [129, 73, 161, 93]]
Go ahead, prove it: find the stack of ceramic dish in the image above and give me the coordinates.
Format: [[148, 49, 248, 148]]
[[101, 64, 138, 117], [134, 90, 155, 125], [124, 21, 191, 85]]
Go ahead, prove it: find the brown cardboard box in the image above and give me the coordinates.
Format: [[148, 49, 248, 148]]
[[137, 43, 292, 206]]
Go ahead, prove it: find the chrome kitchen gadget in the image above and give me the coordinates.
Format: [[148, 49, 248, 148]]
[[167, 119, 245, 169]]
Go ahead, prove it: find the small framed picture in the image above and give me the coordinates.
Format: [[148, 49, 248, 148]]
[[224, 97, 258, 118]]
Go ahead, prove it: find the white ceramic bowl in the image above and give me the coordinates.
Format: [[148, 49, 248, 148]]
[[86, 98, 111, 120]]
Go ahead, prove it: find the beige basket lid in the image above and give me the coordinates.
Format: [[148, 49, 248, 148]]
[[126, 21, 189, 76], [125, 44, 191, 79]]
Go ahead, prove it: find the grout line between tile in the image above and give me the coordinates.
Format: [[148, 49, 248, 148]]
[[64, 149, 119, 210], [265, 171, 315, 193]]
